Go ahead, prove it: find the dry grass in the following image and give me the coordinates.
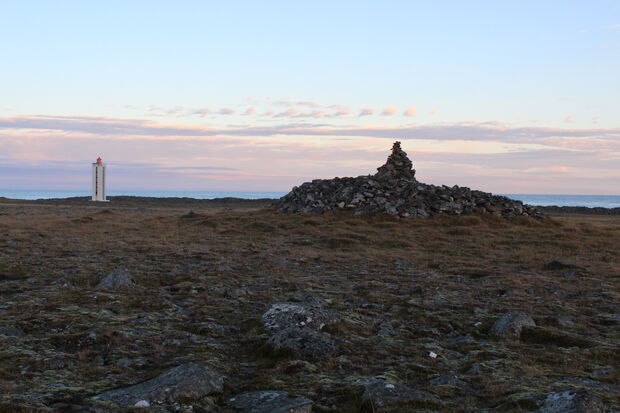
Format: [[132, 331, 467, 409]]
[[0, 200, 618, 411]]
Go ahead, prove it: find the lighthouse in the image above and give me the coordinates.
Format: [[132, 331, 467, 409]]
[[91, 157, 108, 201]]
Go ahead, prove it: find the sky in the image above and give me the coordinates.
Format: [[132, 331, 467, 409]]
[[1, 1, 619, 194]]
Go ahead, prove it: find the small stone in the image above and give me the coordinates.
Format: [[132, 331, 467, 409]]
[[489, 310, 535, 340], [97, 268, 135, 290], [134, 400, 150, 407], [539, 389, 605, 413], [227, 390, 313, 413], [360, 379, 440, 412]]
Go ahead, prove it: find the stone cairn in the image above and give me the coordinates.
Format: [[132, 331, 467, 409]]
[[276, 141, 544, 219]]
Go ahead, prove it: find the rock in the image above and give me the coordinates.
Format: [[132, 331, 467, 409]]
[[262, 302, 338, 333], [227, 390, 313, 413], [97, 268, 135, 290], [276, 141, 544, 220], [0, 323, 25, 337], [360, 379, 441, 412], [543, 259, 583, 271], [92, 362, 223, 406], [428, 374, 474, 392], [262, 301, 339, 360], [538, 389, 605, 413], [489, 310, 536, 340], [267, 326, 337, 360]]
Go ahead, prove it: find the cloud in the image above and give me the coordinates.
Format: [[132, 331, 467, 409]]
[[2, 116, 620, 153], [564, 116, 574, 123], [191, 107, 210, 117], [381, 106, 397, 116], [429, 109, 437, 115], [359, 108, 374, 117], [296, 101, 319, 107], [274, 108, 299, 117], [326, 109, 350, 117], [219, 108, 236, 115], [242, 107, 256, 116], [263, 110, 275, 116], [403, 105, 417, 117]]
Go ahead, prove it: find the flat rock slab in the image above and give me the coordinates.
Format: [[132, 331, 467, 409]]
[[227, 390, 313, 413], [360, 379, 441, 412], [539, 389, 605, 413], [97, 268, 136, 290], [93, 362, 223, 406], [489, 310, 535, 340]]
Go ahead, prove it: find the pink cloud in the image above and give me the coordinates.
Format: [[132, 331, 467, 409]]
[[219, 108, 236, 115], [242, 107, 256, 116], [274, 108, 299, 117], [359, 108, 374, 117], [381, 106, 397, 116], [429, 109, 437, 115], [296, 101, 319, 107], [564, 116, 574, 123], [403, 105, 417, 117], [263, 110, 275, 116]]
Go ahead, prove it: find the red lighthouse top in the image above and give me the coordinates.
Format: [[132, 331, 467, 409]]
[[96, 157, 102, 165]]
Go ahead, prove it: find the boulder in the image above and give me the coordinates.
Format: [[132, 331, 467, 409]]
[[227, 390, 313, 413], [489, 310, 536, 340], [92, 362, 223, 406], [360, 379, 441, 412], [97, 268, 135, 290], [267, 326, 337, 360], [538, 389, 605, 413], [262, 301, 339, 360], [262, 302, 338, 333]]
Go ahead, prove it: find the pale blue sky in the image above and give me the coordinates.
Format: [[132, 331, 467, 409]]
[[1, 1, 619, 193]]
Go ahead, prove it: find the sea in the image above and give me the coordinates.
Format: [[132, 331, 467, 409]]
[[1, 189, 619, 208]]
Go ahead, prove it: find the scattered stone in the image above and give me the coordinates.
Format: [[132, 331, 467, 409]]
[[489, 310, 536, 340], [97, 268, 136, 290], [50, 276, 74, 288], [538, 389, 605, 413], [360, 379, 441, 412], [92, 362, 223, 406], [227, 390, 313, 413], [277, 141, 544, 219], [134, 400, 150, 408]]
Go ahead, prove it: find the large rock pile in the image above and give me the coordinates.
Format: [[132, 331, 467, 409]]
[[277, 141, 544, 219]]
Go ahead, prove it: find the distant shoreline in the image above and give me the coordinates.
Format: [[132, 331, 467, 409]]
[[1, 195, 619, 215]]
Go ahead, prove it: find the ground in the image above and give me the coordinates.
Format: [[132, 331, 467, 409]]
[[0, 198, 618, 412]]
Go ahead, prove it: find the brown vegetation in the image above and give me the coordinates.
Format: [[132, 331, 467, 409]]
[[0, 198, 618, 411]]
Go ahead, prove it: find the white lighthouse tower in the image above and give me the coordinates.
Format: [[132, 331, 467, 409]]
[[91, 157, 108, 201]]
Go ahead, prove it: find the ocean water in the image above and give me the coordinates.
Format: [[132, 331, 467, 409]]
[[1, 189, 619, 208]]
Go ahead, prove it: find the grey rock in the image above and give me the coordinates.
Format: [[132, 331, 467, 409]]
[[539, 389, 605, 413], [227, 390, 313, 413], [489, 310, 536, 340], [360, 379, 441, 412], [97, 268, 135, 290], [267, 326, 337, 360], [0, 323, 24, 337], [428, 374, 474, 392], [276, 141, 544, 220], [92, 362, 223, 406], [543, 259, 583, 271], [262, 302, 338, 333]]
